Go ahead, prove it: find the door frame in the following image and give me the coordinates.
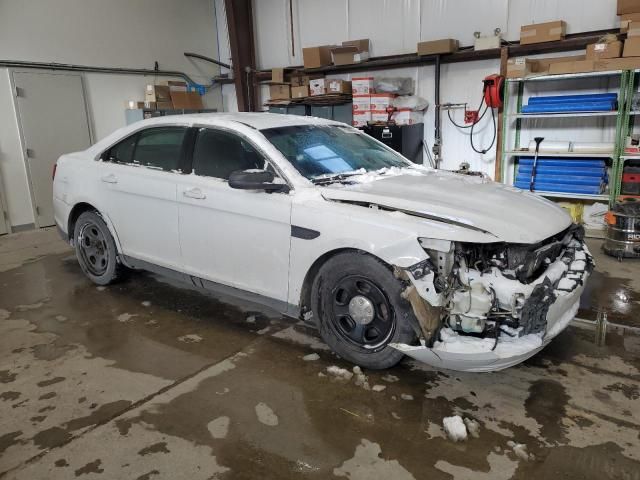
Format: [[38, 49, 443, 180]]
[[9, 69, 94, 228], [0, 167, 9, 234]]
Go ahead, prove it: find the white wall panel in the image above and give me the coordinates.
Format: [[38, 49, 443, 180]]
[[348, 0, 421, 56], [420, 0, 509, 47], [506, 0, 618, 39]]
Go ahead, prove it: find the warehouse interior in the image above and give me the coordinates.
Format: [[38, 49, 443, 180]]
[[1, 0, 640, 479]]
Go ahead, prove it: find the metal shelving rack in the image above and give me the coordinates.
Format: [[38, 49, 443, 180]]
[[500, 69, 637, 207]]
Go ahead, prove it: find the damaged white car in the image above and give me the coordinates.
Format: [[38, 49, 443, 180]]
[[53, 113, 592, 372]]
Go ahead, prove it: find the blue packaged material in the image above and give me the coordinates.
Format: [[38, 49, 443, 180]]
[[519, 158, 605, 168], [515, 157, 608, 194], [528, 93, 617, 104], [521, 101, 616, 113]]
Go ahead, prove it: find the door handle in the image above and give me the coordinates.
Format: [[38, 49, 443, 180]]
[[101, 174, 118, 184], [183, 188, 206, 199]]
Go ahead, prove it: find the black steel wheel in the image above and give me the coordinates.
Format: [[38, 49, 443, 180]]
[[73, 211, 126, 285], [312, 252, 417, 369], [78, 221, 109, 276], [330, 275, 395, 350]]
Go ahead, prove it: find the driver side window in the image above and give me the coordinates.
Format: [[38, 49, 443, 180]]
[[192, 128, 265, 180]]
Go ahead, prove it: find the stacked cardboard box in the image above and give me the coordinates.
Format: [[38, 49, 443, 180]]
[[520, 21, 566, 45], [351, 77, 375, 127], [619, 0, 640, 57], [331, 40, 370, 66]]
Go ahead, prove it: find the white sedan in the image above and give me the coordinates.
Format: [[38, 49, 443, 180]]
[[53, 113, 592, 372]]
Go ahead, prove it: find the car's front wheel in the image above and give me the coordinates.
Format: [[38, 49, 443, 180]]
[[73, 211, 126, 285], [311, 252, 417, 369]]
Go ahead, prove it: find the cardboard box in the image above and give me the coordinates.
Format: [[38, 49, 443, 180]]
[[309, 78, 326, 96], [291, 85, 309, 98], [302, 45, 333, 69], [586, 41, 623, 60], [417, 38, 459, 56], [548, 59, 595, 75], [520, 21, 566, 45], [170, 91, 203, 109], [352, 110, 371, 128], [156, 101, 174, 110], [371, 110, 389, 123], [327, 79, 352, 94], [352, 95, 371, 112], [269, 84, 291, 100], [618, 0, 640, 15], [507, 58, 542, 78], [271, 68, 285, 84], [331, 39, 370, 66], [168, 81, 188, 92], [393, 109, 423, 126], [595, 57, 640, 71], [145, 84, 171, 103], [624, 37, 640, 56], [621, 13, 640, 32], [352, 77, 375, 95], [370, 93, 397, 111], [628, 21, 640, 36]]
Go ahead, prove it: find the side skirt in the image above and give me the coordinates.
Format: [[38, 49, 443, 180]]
[[121, 255, 301, 319]]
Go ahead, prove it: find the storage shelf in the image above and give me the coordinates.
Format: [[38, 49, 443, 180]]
[[506, 70, 623, 83], [510, 111, 618, 119], [505, 151, 613, 158], [533, 191, 610, 201]]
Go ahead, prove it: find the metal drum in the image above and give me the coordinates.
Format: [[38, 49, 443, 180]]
[[603, 199, 640, 259]]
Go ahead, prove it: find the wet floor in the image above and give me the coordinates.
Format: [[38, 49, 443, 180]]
[[1, 231, 639, 479]]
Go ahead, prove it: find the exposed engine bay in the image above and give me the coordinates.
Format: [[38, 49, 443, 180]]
[[394, 224, 593, 368]]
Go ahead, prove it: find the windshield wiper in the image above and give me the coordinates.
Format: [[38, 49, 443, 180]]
[[311, 170, 365, 185]]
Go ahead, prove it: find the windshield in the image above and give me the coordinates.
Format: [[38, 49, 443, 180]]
[[260, 125, 412, 182]]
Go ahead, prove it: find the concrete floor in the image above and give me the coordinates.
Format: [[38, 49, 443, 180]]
[[1, 228, 639, 480]]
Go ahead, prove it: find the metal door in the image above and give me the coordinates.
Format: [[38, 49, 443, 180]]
[[12, 71, 92, 227]]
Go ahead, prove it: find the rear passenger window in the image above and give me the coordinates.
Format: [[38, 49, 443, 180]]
[[108, 135, 136, 164], [133, 127, 186, 171], [192, 129, 265, 180]]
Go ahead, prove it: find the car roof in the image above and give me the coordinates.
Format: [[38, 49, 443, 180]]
[[140, 112, 344, 130]]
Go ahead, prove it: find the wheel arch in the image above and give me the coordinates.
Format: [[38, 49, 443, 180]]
[[67, 202, 124, 256], [298, 248, 395, 322]]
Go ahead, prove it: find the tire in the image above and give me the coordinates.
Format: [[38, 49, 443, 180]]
[[311, 251, 417, 369], [73, 211, 126, 285]]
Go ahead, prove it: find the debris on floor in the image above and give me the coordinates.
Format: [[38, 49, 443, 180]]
[[116, 313, 137, 323], [400, 393, 414, 401], [177, 334, 203, 343], [372, 385, 386, 392], [353, 366, 371, 390], [507, 440, 532, 461], [382, 374, 399, 383], [246, 315, 256, 324], [443, 415, 467, 442], [141, 301, 151, 307], [464, 417, 480, 438], [326, 366, 354, 381], [302, 353, 320, 361]]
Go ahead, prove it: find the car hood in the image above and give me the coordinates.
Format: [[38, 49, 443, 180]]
[[320, 171, 572, 244]]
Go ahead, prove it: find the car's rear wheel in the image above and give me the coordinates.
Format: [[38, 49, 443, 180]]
[[73, 211, 126, 285], [311, 252, 417, 369]]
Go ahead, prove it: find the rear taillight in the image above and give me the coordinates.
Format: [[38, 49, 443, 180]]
[[52, 163, 57, 181]]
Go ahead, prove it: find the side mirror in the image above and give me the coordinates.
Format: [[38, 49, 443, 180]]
[[228, 170, 289, 193]]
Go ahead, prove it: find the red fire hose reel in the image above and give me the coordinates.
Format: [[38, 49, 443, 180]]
[[482, 74, 504, 109]]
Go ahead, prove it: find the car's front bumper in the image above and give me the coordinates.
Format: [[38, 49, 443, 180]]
[[391, 233, 592, 372]]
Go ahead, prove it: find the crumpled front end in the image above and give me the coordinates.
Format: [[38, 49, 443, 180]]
[[391, 225, 593, 372]]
